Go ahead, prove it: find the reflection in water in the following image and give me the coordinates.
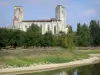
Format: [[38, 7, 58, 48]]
[[54, 71, 68, 75], [74, 69, 78, 75], [92, 63, 100, 75], [20, 63, 100, 75]]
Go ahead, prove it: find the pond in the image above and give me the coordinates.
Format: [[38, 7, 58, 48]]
[[19, 63, 100, 75]]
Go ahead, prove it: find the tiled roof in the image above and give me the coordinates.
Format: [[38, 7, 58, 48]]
[[22, 19, 60, 22], [22, 20, 52, 22]]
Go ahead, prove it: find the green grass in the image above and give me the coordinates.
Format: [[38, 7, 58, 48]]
[[0, 48, 100, 68]]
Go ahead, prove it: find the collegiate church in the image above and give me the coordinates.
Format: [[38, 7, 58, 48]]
[[12, 5, 68, 34]]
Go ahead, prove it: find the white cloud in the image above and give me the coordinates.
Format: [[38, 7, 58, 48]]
[[0, 1, 9, 6], [80, 9, 97, 16]]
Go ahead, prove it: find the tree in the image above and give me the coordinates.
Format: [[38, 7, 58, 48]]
[[24, 23, 41, 47], [77, 23, 81, 34], [89, 20, 100, 46], [52, 35, 58, 46], [0, 28, 7, 48], [57, 26, 74, 49], [77, 23, 92, 46], [42, 32, 53, 48], [9, 30, 25, 48], [66, 26, 74, 49], [58, 31, 66, 47]]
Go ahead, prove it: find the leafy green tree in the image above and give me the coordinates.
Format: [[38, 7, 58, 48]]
[[77, 23, 81, 34], [57, 26, 74, 49], [25, 23, 41, 47], [89, 20, 100, 46], [0, 28, 8, 48], [66, 26, 74, 49], [52, 35, 58, 46], [77, 23, 92, 46], [42, 32, 53, 48], [9, 30, 25, 48], [58, 31, 66, 47], [76, 23, 82, 46]]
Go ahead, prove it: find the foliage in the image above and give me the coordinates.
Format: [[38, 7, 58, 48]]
[[0, 23, 75, 49], [58, 31, 66, 47], [76, 23, 92, 47], [24, 24, 41, 47], [66, 26, 74, 49], [89, 20, 100, 46]]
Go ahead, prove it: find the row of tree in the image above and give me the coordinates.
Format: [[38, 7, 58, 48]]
[[0, 24, 73, 49], [76, 20, 100, 47], [0, 20, 100, 49]]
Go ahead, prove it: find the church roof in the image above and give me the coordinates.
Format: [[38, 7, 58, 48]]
[[22, 20, 52, 22], [22, 18, 60, 22]]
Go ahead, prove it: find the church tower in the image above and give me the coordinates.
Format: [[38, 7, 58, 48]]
[[56, 5, 66, 28], [13, 6, 23, 29]]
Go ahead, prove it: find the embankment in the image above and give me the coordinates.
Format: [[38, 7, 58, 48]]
[[0, 56, 100, 75]]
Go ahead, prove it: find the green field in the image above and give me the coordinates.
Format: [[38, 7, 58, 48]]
[[0, 47, 100, 68]]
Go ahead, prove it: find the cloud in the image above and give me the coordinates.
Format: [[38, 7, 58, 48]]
[[0, 1, 9, 6], [80, 9, 97, 16]]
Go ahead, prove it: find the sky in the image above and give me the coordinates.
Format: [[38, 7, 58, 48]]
[[0, 0, 100, 31]]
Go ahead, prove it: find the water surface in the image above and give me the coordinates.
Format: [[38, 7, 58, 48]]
[[19, 63, 100, 75]]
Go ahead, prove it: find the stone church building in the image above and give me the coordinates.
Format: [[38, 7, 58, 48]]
[[12, 5, 68, 34]]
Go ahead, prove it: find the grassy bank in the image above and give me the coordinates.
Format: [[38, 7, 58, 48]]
[[0, 48, 100, 68]]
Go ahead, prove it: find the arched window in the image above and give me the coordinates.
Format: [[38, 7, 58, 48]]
[[25, 25, 27, 28], [54, 26, 56, 34], [48, 25, 50, 31], [16, 8, 20, 11], [40, 25, 42, 32]]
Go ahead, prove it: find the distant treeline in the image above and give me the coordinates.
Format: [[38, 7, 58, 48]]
[[76, 20, 100, 47], [0, 20, 100, 49]]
